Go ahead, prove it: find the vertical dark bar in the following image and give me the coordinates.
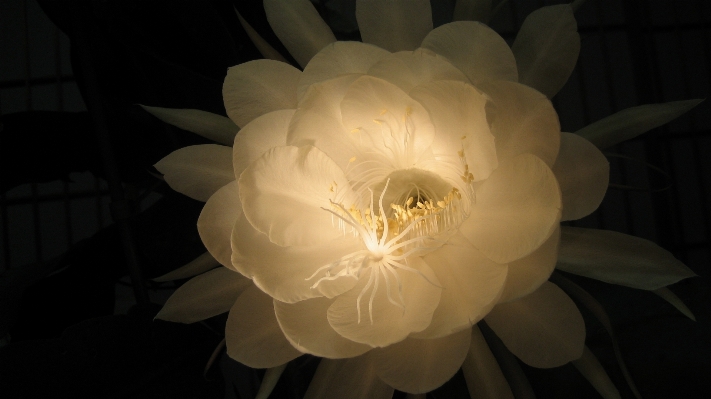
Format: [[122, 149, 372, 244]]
[[55, 25, 73, 246], [0, 105, 8, 270]]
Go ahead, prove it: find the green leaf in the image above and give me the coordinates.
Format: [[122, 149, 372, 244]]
[[575, 99, 703, 149], [572, 346, 622, 399], [140, 105, 239, 145], [557, 227, 696, 290]]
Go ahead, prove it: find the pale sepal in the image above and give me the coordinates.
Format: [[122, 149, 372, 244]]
[[453, 0, 492, 23], [255, 364, 288, 399], [653, 287, 696, 321], [154, 144, 234, 202], [153, 252, 219, 282], [197, 180, 242, 268], [355, 0, 432, 52], [304, 357, 394, 399], [572, 346, 622, 399], [140, 105, 239, 146], [234, 8, 287, 62], [462, 326, 515, 399]]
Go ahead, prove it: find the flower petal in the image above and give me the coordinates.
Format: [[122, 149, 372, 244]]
[[371, 328, 471, 394], [155, 144, 234, 202], [557, 227, 696, 290], [479, 80, 560, 166], [197, 180, 242, 268], [511, 4, 580, 98], [225, 285, 302, 368], [367, 48, 469, 94], [413, 241, 507, 339], [461, 325, 515, 399], [274, 296, 371, 358], [263, 0, 336, 67], [485, 281, 586, 368], [421, 21, 517, 85], [232, 109, 294, 179], [156, 267, 251, 323], [298, 41, 390, 100], [153, 252, 219, 282], [460, 154, 561, 264], [327, 256, 441, 348], [553, 133, 609, 221], [223, 59, 300, 128], [452, 0, 492, 23], [304, 357, 394, 399], [572, 347, 622, 399], [499, 226, 560, 303], [355, 0, 432, 52], [238, 145, 357, 247], [140, 105, 239, 146]]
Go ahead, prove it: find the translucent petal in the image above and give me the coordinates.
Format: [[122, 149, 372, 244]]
[[155, 144, 234, 202], [225, 285, 302, 368], [462, 326, 515, 399], [153, 252, 219, 282], [197, 180, 242, 268], [452, 0, 492, 23], [304, 357, 394, 399], [459, 154, 561, 264], [140, 105, 239, 146], [557, 227, 696, 290], [233, 109, 294, 179], [327, 257, 441, 347], [421, 21, 517, 85], [371, 328, 471, 394], [156, 267, 251, 323], [355, 0, 432, 52], [572, 346, 622, 399], [367, 48, 468, 94], [274, 296, 371, 358], [223, 59, 300, 127], [485, 282, 585, 368], [553, 133, 609, 221], [263, 0, 336, 67], [512, 4, 580, 98]]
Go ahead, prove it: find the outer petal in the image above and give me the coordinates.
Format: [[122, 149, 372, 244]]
[[460, 154, 561, 264], [413, 240, 507, 339], [421, 21, 517, 85], [304, 357, 394, 399], [274, 296, 371, 358], [367, 49, 469, 94], [327, 257, 441, 347], [553, 133, 609, 221], [155, 144, 234, 202], [479, 80, 560, 166], [197, 180, 242, 268], [263, 0, 336, 67], [238, 145, 357, 247], [140, 105, 239, 146], [452, 0, 492, 23], [225, 285, 302, 368], [485, 282, 585, 368], [461, 326, 515, 399], [298, 41, 390, 100], [371, 328, 471, 394], [155, 267, 251, 323], [499, 226, 560, 303], [223, 59, 300, 128], [355, 0, 433, 52], [232, 109, 294, 178], [153, 252, 219, 282]]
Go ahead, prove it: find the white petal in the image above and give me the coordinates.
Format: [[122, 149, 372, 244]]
[[140, 105, 239, 146], [197, 180, 242, 268], [461, 326, 515, 399], [223, 59, 300, 128], [232, 109, 294, 179], [371, 328, 472, 394], [156, 267, 251, 323], [452, 0, 492, 23], [155, 144, 234, 202], [367, 49, 469, 94], [304, 357, 394, 399], [153, 252, 219, 282], [226, 285, 302, 368], [235, 8, 287, 62], [512, 4, 580, 98], [553, 133, 609, 221], [264, 0, 336, 67], [355, 0, 433, 52], [421, 21, 517, 85], [485, 281, 585, 368]]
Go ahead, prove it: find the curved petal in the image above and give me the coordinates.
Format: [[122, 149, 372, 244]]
[[156, 267, 251, 323], [479, 80, 561, 166], [355, 0, 432, 52], [223, 59, 300, 128], [410, 80, 497, 182], [453, 0, 492, 23], [238, 145, 358, 247], [263, 0, 336, 67], [231, 214, 362, 303], [304, 357, 394, 399], [367, 48, 469, 94], [371, 328, 472, 394], [225, 285, 302, 368], [197, 180, 242, 268], [274, 296, 371, 358], [327, 257, 441, 348], [413, 240, 507, 339], [140, 105, 239, 146], [572, 346, 622, 399], [512, 4, 580, 98], [421, 21, 517, 85], [155, 144, 234, 202], [462, 325, 515, 399], [499, 226, 560, 303], [153, 252, 219, 282], [298, 41, 390, 100], [233, 109, 294, 178], [553, 133, 609, 221], [485, 281, 585, 368], [460, 154, 561, 264]]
